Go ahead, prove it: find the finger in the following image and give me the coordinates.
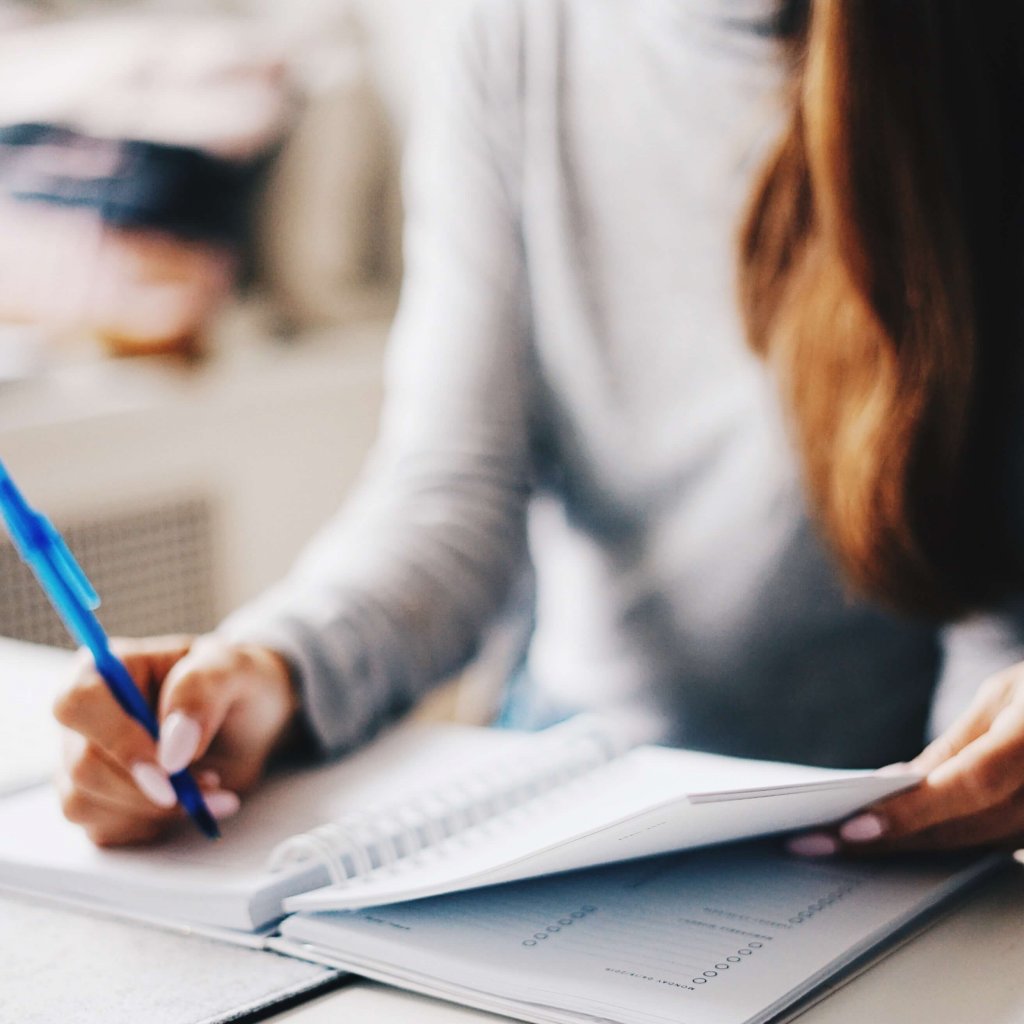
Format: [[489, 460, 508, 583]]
[[911, 672, 1014, 775], [54, 662, 163, 776], [54, 637, 194, 738], [61, 728, 240, 821], [64, 762, 241, 827], [72, 799, 171, 848], [56, 756, 178, 845], [55, 645, 155, 720], [108, 635, 195, 682], [64, 732, 175, 811], [857, 703, 1024, 842], [56, 773, 214, 849], [859, 795, 1024, 854], [155, 640, 282, 776], [60, 730, 178, 812], [58, 735, 241, 834], [57, 636, 194, 714], [154, 641, 245, 774]]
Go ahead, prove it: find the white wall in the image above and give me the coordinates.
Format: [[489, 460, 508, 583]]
[[0, 0, 473, 630], [0, 318, 387, 622]]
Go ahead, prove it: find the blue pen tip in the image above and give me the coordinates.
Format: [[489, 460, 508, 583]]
[[169, 771, 222, 841], [194, 806, 221, 841]]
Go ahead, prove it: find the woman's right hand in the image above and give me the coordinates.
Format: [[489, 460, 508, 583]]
[[53, 634, 300, 847]]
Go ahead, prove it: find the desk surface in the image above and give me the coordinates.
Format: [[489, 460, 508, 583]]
[[3, 636, 1024, 1024]]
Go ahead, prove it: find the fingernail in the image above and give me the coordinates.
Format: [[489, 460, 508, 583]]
[[131, 762, 177, 809], [198, 770, 221, 789], [786, 833, 839, 858], [839, 813, 887, 843], [877, 762, 911, 776], [204, 790, 241, 819], [158, 713, 201, 774]]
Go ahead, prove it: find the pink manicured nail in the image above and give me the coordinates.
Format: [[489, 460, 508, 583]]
[[158, 713, 202, 774], [204, 790, 241, 819], [786, 833, 839, 858], [131, 762, 177, 809], [876, 762, 911, 776], [839, 813, 887, 843]]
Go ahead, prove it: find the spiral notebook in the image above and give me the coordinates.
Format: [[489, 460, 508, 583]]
[[0, 713, 920, 934], [0, 713, 1005, 1024]]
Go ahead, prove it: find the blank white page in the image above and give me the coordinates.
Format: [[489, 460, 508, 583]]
[[0, 722, 530, 930], [0, 638, 72, 795]]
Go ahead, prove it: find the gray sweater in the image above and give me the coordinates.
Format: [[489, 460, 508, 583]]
[[222, 0, 1024, 767]]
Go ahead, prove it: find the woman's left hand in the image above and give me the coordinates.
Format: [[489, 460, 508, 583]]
[[788, 663, 1024, 858]]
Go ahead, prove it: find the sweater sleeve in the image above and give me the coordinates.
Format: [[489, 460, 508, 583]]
[[218, 1, 533, 756]]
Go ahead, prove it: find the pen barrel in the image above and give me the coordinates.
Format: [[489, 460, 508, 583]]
[[93, 650, 160, 739], [0, 459, 220, 840], [0, 459, 219, 840], [170, 770, 220, 840]]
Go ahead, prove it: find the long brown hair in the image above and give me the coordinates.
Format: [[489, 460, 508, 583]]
[[740, 1, 1024, 618]]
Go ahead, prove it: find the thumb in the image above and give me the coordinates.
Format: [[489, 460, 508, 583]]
[[156, 641, 243, 774]]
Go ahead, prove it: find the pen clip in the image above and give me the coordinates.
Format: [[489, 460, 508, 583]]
[[39, 515, 100, 610]]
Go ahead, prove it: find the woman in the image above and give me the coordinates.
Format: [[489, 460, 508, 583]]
[[52, 0, 1024, 856]]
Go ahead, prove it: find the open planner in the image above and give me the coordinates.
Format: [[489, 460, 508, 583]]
[[0, 713, 1003, 1024]]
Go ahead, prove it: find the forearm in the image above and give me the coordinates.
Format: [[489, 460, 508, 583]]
[[221, 0, 532, 756], [218, 449, 530, 756]]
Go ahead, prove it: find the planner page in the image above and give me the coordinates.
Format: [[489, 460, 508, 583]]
[[286, 746, 917, 912], [279, 842, 997, 1024]]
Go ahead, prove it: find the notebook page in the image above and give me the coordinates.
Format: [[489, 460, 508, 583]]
[[0, 722, 532, 929], [287, 746, 916, 911], [0, 638, 72, 795], [279, 843, 993, 1024]]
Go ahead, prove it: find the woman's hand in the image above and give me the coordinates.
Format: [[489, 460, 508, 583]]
[[53, 634, 299, 847], [788, 663, 1024, 858]]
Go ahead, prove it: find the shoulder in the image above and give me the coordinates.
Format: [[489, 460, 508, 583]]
[[456, 0, 623, 39], [449, 0, 627, 96], [450, 0, 645, 95], [428, 0, 528, 104], [424, 0, 635, 152], [453, 0, 604, 66], [451, 0, 527, 59]]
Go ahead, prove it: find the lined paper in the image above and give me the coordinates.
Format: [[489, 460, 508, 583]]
[[280, 842, 992, 1024]]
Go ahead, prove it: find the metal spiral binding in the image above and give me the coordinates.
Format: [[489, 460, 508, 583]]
[[266, 714, 627, 885]]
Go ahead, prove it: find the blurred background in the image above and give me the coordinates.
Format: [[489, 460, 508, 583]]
[[0, 0, 473, 657]]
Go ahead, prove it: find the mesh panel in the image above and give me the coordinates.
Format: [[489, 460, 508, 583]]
[[0, 497, 217, 648]]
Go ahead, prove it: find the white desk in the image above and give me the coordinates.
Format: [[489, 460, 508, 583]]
[[4, 636, 1024, 1024]]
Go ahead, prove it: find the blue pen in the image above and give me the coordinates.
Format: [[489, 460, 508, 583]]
[[0, 457, 219, 839]]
